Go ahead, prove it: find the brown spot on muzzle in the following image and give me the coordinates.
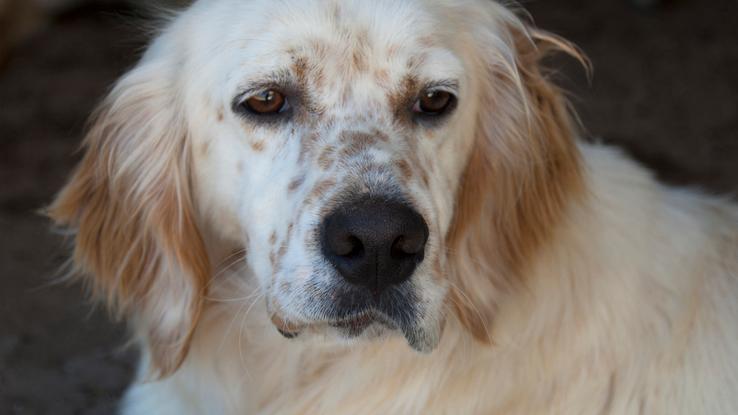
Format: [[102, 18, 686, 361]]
[[250, 140, 265, 152], [288, 175, 306, 192], [336, 130, 385, 160], [269, 231, 277, 245], [338, 130, 361, 144], [396, 159, 413, 182], [298, 131, 321, 163], [371, 128, 390, 142], [305, 179, 337, 206], [318, 145, 336, 169]]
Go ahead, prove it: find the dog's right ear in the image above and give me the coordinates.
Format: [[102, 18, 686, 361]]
[[48, 57, 210, 378]]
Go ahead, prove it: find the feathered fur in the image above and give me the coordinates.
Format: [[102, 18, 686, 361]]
[[50, 0, 738, 413]]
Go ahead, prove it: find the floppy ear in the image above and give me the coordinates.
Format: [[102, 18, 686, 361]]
[[447, 10, 588, 342], [48, 59, 210, 377]]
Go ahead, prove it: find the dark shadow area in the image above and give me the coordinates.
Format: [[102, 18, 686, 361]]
[[0, 0, 735, 413]]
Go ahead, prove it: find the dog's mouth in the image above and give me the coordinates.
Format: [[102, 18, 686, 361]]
[[268, 280, 441, 352], [330, 312, 376, 331], [328, 310, 399, 337], [273, 310, 392, 338], [271, 307, 440, 353]]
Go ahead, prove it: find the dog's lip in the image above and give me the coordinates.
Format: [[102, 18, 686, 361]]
[[330, 312, 377, 330], [271, 310, 440, 353], [271, 313, 305, 338], [271, 310, 390, 338], [270, 312, 376, 338]]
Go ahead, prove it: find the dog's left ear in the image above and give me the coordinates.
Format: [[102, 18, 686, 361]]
[[447, 9, 588, 342], [48, 58, 210, 378]]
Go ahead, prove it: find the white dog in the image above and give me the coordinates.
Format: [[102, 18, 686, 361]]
[[49, 0, 738, 413]]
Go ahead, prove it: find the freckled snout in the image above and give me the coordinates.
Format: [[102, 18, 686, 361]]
[[320, 197, 429, 295]]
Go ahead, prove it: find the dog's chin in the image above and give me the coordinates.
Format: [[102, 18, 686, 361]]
[[272, 310, 441, 352], [325, 315, 395, 345], [329, 311, 390, 337]]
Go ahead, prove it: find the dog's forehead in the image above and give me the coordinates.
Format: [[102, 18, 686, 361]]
[[226, 0, 463, 91], [263, 0, 439, 48]]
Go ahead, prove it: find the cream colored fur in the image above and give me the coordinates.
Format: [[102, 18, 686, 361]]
[[49, 0, 738, 413], [121, 145, 738, 414]]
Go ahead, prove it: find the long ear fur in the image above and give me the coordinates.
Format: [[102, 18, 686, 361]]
[[448, 7, 588, 342], [48, 60, 210, 377]]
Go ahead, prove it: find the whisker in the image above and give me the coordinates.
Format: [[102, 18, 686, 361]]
[[444, 279, 494, 345], [236, 291, 267, 383]]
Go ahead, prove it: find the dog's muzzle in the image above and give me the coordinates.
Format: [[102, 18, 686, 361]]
[[273, 195, 435, 351]]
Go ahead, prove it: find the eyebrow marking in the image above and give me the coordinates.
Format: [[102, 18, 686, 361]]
[[291, 55, 309, 85]]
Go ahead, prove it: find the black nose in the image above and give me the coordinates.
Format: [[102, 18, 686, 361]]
[[320, 197, 429, 295]]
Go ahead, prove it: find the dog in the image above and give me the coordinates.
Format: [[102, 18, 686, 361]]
[[48, 0, 738, 413]]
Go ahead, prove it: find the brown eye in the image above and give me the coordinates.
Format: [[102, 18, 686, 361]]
[[414, 90, 455, 115], [243, 90, 288, 115]]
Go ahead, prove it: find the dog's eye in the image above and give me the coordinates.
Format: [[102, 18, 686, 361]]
[[242, 90, 288, 115], [413, 90, 455, 115]]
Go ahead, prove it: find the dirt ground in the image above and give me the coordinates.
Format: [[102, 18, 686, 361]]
[[0, 1, 736, 414]]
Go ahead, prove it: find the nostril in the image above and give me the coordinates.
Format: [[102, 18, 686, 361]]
[[342, 236, 364, 259], [390, 235, 424, 259], [328, 234, 364, 258]]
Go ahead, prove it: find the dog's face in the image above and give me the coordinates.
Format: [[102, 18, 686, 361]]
[[50, 0, 582, 375], [189, 0, 477, 350]]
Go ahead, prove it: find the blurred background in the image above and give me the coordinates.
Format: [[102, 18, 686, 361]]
[[0, 0, 736, 413]]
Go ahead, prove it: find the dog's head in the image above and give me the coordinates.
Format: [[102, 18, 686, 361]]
[[49, 0, 584, 376]]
